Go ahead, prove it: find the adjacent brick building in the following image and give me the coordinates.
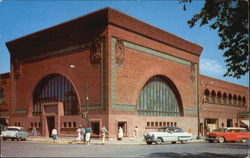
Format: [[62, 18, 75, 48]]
[[1, 8, 248, 138]]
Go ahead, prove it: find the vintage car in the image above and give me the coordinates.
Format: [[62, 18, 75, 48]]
[[1, 126, 29, 141], [144, 127, 192, 145], [205, 127, 249, 143]]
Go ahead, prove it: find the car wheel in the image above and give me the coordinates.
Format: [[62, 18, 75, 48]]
[[181, 140, 187, 144], [171, 141, 176, 144], [241, 138, 247, 143], [155, 138, 163, 145], [208, 140, 214, 143], [146, 142, 152, 145], [218, 137, 225, 143], [3, 138, 6, 141], [16, 138, 20, 141], [11, 138, 14, 141]]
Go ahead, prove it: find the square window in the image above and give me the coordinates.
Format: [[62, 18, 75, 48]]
[[151, 122, 154, 127]]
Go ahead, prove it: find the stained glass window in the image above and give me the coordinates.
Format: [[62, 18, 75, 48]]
[[32, 74, 79, 116], [138, 76, 180, 116]]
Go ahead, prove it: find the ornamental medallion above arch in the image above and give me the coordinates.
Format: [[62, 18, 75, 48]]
[[115, 38, 125, 67], [90, 37, 102, 64]]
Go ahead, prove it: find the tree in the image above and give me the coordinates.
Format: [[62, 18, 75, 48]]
[[180, 0, 249, 79]]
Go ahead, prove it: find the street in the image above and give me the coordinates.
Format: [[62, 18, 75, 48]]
[[1, 140, 249, 157]]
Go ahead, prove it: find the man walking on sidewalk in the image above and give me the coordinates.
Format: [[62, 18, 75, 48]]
[[100, 126, 108, 145]]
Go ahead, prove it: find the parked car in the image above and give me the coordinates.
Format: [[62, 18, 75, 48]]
[[1, 126, 29, 141], [205, 127, 249, 143], [144, 127, 192, 145]]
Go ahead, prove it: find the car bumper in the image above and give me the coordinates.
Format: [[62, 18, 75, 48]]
[[2, 136, 17, 139], [205, 137, 218, 142], [144, 136, 156, 142]]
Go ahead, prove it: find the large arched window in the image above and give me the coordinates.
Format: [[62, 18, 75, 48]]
[[137, 75, 182, 117], [32, 74, 79, 116]]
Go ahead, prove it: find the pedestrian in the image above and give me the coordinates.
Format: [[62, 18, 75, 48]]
[[100, 126, 108, 145], [32, 127, 37, 137], [117, 126, 123, 140], [51, 128, 58, 143], [134, 126, 139, 140], [76, 125, 84, 144], [85, 126, 92, 145]]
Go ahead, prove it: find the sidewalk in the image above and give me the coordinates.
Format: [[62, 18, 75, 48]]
[[27, 136, 205, 145]]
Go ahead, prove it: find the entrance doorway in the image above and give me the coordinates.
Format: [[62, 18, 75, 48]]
[[205, 118, 218, 134], [90, 121, 100, 135], [118, 122, 127, 136], [46, 116, 55, 137], [227, 119, 233, 127]]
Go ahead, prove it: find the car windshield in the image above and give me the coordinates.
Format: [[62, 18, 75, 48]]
[[212, 129, 227, 132], [158, 128, 165, 132], [157, 127, 184, 132], [7, 128, 19, 131]]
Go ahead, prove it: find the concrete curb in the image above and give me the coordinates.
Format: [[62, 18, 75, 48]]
[[28, 138, 205, 145]]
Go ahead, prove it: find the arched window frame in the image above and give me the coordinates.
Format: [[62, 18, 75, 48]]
[[32, 74, 80, 116], [204, 89, 210, 103], [211, 90, 216, 103], [233, 95, 237, 106], [228, 94, 233, 105], [237, 95, 242, 106], [242, 96, 246, 107], [137, 75, 182, 117], [223, 93, 227, 104], [217, 91, 222, 104]]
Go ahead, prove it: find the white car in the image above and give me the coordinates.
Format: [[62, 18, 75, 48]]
[[144, 127, 192, 145], [2, 126, 29, 141]]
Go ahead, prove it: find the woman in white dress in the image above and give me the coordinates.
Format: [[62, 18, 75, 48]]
[[117, 126, 123, 140]]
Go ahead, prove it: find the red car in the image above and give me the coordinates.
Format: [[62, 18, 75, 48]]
[[205, 127, 249, 143]]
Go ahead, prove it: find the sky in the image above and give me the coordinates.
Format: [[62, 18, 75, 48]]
[[0, 0, 248, 87]]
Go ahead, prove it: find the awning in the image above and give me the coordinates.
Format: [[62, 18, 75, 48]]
[[240, 120, 249, 127]]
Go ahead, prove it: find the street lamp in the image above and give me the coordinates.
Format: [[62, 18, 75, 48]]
[[197, 80, 214, 139], [70, 64, 90, 127]]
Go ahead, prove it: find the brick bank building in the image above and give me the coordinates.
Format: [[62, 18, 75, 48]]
[[0, 8, 249, 138]]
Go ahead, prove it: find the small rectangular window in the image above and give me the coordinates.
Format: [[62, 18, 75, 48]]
[[64, 122, 67, 128], [39, 122, 41, 128], [167, 122, 170, 127], [163, 122, 166, 127], [68, 122, 72, 128], [151, 122, 154, 127], [174, 122, 177, 127], [155, 122, 158, 127], [35, 122, 37, 127], [73, 122, 76, 128], [147, 122, 150, 127], [31, 123, 33, 128], [18, 122, 21, 127]]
